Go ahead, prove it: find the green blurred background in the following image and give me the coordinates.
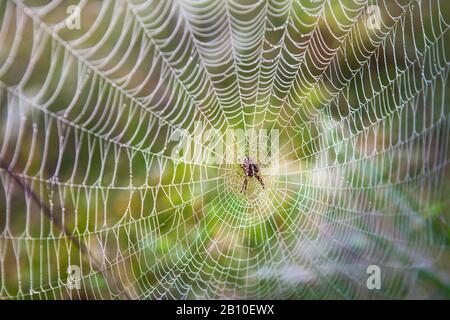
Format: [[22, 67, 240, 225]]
[[0, 0, 449, 299]]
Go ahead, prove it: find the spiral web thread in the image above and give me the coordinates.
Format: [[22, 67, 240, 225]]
[[0, 0, 449, 299]]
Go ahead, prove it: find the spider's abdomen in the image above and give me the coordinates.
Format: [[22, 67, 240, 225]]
[[247, 164, 258, 177], [242, 157, 259, 177]]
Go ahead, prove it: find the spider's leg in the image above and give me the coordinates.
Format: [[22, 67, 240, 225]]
[[257, 160, 270, 169], [240, 176, 248, 194], [255, 173, 265, 189]]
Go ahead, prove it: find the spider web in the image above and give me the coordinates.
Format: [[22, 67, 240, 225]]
[[0, 0, 449, 299]]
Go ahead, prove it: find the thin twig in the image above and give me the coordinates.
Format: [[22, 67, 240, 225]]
[[0, 158, 132, 300]]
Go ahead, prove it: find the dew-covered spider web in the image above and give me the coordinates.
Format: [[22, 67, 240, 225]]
[[0, 0, 449, 299]]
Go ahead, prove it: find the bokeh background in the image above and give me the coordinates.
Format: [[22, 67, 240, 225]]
[[0, 0, 449, 299]]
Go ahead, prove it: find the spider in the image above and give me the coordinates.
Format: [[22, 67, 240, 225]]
[[239, 156, 265, 194]]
